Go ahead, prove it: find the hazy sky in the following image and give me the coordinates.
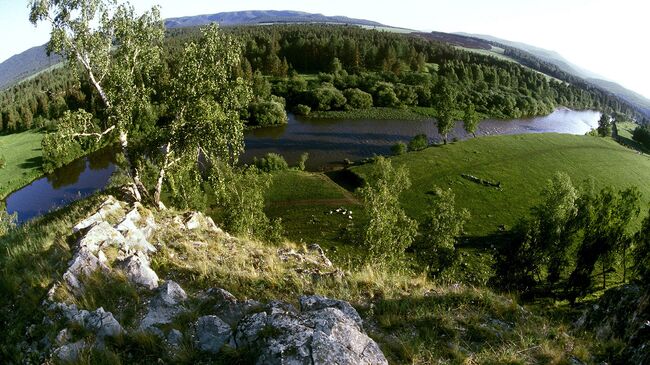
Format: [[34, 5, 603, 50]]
[[1, 0, 649, 98]]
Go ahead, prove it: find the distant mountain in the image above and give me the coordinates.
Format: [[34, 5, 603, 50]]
[[456, 33, 650, 118], [0, 44, 61, 90], [164, 10, 386, 29]]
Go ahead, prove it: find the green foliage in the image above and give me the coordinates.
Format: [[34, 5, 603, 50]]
[[391, 142, 407, 156], [292, 104, 311, 116], [419, 187, 469, 274], [407, 134, 428, 151], [0, 206, 17, 236], [296, 152, 309, 171], [343, 88, 373, 110], [211, 165, 282, 241], [633, 210, 650, 284], [254, 153, 289, 172], [0, 156, 5, 169], [41, 110, 101, 173], [248, 101, 288, 127], [632, 124, 650, 149], [566, 185, 641, 301], [597, 114, 612, 137], [359, 156, 418, 264], [308, 84, 347, 111], [494, 172, 579, 292], [463, 104, 480, 137], [435, 80, 457, 144]]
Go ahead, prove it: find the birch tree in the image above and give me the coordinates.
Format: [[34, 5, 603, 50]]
[[29, 0, 164, 200]]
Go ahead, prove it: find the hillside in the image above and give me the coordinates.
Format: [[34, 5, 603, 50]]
[[0, 193, 600, 364], [458, 33, 650, 117], [164, 10, 386, 29], [351, 134, 650, 236], [0, 44, 61, 90]]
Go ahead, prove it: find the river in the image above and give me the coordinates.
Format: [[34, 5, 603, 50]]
[[3, 108, 601, 223]]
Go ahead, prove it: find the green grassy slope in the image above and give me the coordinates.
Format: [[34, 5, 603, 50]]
[[0, 130, 44, 199], [352, 133, 650, 236]]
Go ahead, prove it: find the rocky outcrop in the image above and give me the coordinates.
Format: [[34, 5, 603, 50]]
[[577, 284, 650, 365], [41, 196, 388, 364], [229, 294, 388, 365]]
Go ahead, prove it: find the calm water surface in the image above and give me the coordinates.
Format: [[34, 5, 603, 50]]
[[3, 108, 600, 222]]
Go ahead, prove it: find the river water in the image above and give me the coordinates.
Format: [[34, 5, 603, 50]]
[[3, 108, 601, 223]]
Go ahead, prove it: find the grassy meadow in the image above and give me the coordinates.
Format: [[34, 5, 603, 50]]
[[0, 130, 44, 199], [351, 133, 650, 236]]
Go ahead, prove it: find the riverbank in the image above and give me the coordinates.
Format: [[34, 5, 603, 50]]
[[0, 130, 44, 200], [351, 133, 650, 237]]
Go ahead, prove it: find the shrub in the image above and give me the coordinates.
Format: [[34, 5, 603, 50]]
[[391, 142, 407, 155], [408, 134, 428, 151], [248, 101, 288, 127], [293, 104, 311, 116], [297, 152, 309, 171], [373, 82, 400, 108], [633, 125, 650, 148], [343, 88, 373, 110], [309, 85, 347, 111], [359, 156, 418, 264], [254, 153, 289, 172], [212, 165, 282, 241]]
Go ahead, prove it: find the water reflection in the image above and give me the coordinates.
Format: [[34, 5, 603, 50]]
[[242, 108, 601, 169], [5, 147, 117, 223]]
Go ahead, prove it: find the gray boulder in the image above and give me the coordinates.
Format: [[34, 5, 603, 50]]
[[300, 295, 363, 328], [234, 298, 388, 365], [53, 340, 86, 363], [78, 221, 125, 253], [63, 247, 110, 292], [85, 307, 124, 340], [167, 329, 183, 348], [196, 315, 233, 354], [118, 252, 159, 290], [73, 196, 122, 233], [205, 288, 262, 327], [140, 280, 188, 329]]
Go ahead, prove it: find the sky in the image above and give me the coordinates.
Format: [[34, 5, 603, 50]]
[[1, 0, 649, 99]]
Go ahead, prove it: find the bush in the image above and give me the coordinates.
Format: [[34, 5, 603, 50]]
[[408, 134, 428, 151], [254, 153, 289, 172], [391, 142, 407, 155], [293, 104, 311, 116], [297, 152, 309, 171], [343, 88, 373, 110], [309, 85, 347, 111], [633, 125, 650, 148], [373, 82, 400, 108], [212, 165, 282, 242], [248, 101, 288, 127]]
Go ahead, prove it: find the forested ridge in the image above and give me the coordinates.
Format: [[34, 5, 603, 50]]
[[0, 24, 639, 134]]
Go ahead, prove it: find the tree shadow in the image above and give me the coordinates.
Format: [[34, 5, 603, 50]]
[[18, 156, 43, 169]]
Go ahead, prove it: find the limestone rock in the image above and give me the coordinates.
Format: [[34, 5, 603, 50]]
[[196, 315, 232, 354], [85, 307, 124, 340], [184, 211, 223, 233], [118, 252, 159, 290], [300, 295, 363, 328], [140, 280, 187, 329], [205, 288, 262, 327], [73, 196, 122, 233], [167, 329, 183, 348], [63, 247, 110, 292], [234, 297, 388, 365], [53, 340, 86, 363], [78, 221, 126, 253]]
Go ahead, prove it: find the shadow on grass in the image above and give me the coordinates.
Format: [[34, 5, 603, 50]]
[[18, 155, 43, 169]]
